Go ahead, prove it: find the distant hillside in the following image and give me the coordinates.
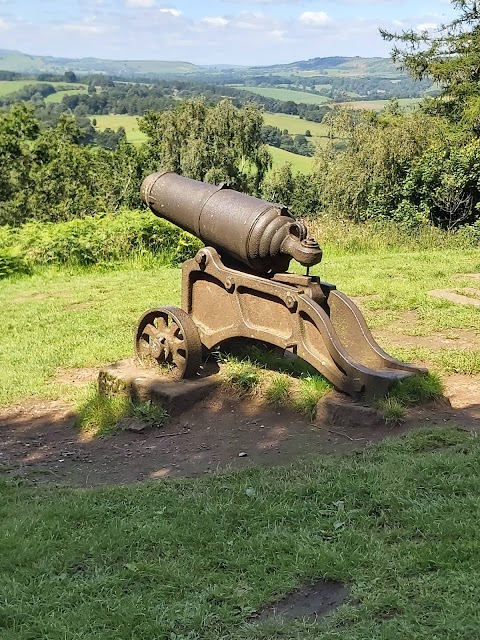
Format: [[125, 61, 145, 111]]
[[0, 49, 401, 80], [253, 56, 400, 78], [0, 49, 201, 76]]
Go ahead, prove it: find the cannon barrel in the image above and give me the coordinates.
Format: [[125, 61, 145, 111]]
[[141, 171, 322, 274]]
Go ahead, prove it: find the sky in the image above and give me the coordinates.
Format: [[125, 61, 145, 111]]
[[0, 0, 457, 66]]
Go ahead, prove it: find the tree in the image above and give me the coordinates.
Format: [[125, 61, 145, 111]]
[[380, 1, 480, 127], [139, 98, 271, 193], [64, 71, 77, 84]]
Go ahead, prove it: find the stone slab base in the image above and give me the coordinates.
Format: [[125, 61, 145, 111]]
[[98, 359, 220, 416], [315, 392, 385, 429]]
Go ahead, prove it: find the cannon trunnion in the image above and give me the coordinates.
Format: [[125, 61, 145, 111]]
[[136, 172, 426, 396]]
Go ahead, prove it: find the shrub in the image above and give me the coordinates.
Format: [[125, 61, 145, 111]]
[[0, 247, 30, 279], [12, 210, 202, 267]]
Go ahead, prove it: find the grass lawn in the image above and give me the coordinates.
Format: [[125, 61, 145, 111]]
[[1, 427, 479, 639], [1, 244, 479, 638], [0, 247, 478, 408], [240, 86, 331, 105]]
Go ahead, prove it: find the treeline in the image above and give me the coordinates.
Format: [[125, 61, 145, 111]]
[[260, 125, 315, 157], [0, 99, 273, 228]]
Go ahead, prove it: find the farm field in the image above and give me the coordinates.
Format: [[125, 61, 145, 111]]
[[44, 86, 88, 103], [240, 85, 331, 105], [90, 114, 316, 170], [0, 80, 86, 97], [267, 144, 314, 172], [0, 80, 37, 95], [341, 97, 421, 110], [0, 246, 479, 639], [90, 114, 147, 144], [263, 112, 328, 137]]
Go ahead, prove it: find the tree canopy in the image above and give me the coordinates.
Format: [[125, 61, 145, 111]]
[[139, 98, 271, 193], [380, 1, 480, 127]]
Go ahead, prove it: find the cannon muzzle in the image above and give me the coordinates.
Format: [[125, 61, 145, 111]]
[[141, 171, 322, 274]]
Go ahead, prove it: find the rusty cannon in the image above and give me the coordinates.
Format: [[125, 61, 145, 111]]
[[135, 171, 426, 396]]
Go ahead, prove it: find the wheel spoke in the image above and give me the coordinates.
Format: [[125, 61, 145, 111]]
[[142, 323, 158, 337], [155, 316, 168, 332]]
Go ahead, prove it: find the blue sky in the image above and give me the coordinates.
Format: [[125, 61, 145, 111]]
[[0, 0, 456, 65]]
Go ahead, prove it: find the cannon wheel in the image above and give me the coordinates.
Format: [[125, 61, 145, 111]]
[[134, 306, 202, 378]]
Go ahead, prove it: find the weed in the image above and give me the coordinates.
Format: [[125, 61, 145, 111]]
[[292, 375, 332, 417], [389, 373, 443, 405], [375, 373, 444, 424], [376, 396, 406, 425], [76, 386, 168, 436], [264, 374, 291, 404], [221, 356, 261, 393]]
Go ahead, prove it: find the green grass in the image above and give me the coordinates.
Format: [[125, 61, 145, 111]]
[[339, 97, 421, 111], [241, 85, 331, 105], [263, 113, 329, 138], [45, 87, 88, 103], [90, 114, 317, 165], [0, 427, 479, 638], [76, 386, 169, 436], [375, 373, 444, 424], [89, 114, 147, 145], [0, 242, 478, 409], [219, 347, 332, 417], [267, 145, 314, 173], [0, 80, 86, 98], [0, 262, 182, 407], [0, 80, 35, 96]]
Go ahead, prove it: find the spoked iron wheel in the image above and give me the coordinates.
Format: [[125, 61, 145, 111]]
[[134, 306, 202, 378]]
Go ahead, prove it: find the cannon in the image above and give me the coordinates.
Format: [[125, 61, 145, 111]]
[[135, 171, 426, 396]]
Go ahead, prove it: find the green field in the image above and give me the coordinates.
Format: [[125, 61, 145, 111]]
[[0, 80, 36, 96], [263, 113, 328, 138], [90, 114, 147, 144], [45, 86, 88, 103], [267, 145, 314, 173], [0, 80, 87, 98], [240, 85, 331, 105], [90, 114, 315, 170], [341, 97, 421, 110]]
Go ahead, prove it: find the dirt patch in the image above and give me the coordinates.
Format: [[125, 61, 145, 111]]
[[0, 373, 478, 487], [54, 367, 99, 386], [456, 273, 480, 281], [373, 327, 480, 351], [254, 580, 350, 622], [428, 288, 480, 307], [443, 374, 480, 418], [368, 309, 480, 352]]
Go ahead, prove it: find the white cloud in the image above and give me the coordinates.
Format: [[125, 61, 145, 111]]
[[201, 16, 229, 27], [59, 16, 112, 35], [0, 18, 10, 29], [158, 8, 182, 17], [417, 22, 437, 31], [125, 0, 156, 7], [298, 11, 331, 27]]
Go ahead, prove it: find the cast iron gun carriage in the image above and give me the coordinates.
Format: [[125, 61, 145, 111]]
[[135, 171, 426, 396]]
